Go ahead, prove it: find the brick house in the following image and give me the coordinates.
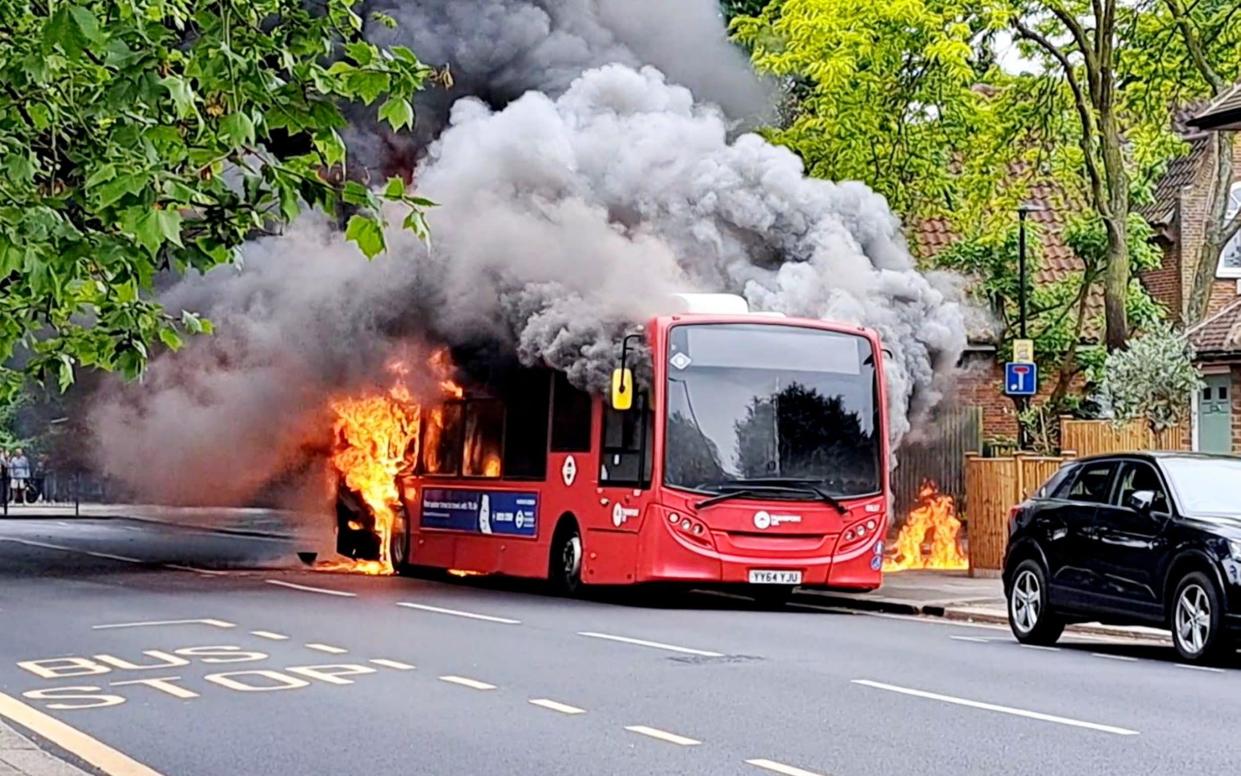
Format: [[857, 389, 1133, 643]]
[[913, 110, 1241, 450]]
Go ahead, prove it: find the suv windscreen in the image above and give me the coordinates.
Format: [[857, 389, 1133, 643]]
[[1161, 457, 1241, 514]]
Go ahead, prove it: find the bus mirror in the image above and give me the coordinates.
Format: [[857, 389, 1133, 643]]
[[611, 368, 634, 411]]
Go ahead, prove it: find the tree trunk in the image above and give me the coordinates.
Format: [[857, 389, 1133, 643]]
[[1186, 131, 1236, 324], [1103, 214, 1129, 350]]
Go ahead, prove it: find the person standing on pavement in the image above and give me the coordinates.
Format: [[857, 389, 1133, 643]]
[[8, 448, 30, 504]]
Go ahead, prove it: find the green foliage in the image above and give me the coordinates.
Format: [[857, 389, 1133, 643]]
[[1098, 323, 1202, 433], [0, 393, 25, 450], [0, 0, 433, 399]]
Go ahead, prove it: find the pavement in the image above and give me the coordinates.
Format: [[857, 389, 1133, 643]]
[[0, 512, 1237, 776], [0, 721, 89, 776]]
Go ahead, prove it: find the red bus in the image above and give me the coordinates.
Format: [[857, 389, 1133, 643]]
[[342, 297, 891, 595]]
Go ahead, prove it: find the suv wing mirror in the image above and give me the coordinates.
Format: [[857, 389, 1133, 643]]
[[1128, 490, 1155, 513]]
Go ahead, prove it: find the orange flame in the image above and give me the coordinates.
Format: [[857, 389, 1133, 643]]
[[884, 481, 967, 572], [325, 349, 463, 574]]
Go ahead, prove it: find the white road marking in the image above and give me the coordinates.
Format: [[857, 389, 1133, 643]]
[[1091, 652, 1138, 662], [1019, 644, 1060, 652], [395, 602, 521, 624], [93, 619, 235, 630], [577, 631, 724, 657], [2, 538, 144, 563], [746, 758, 826, 776], [265, 579, 356, 597], [852, 679, 1139, 736], [0, 690, 165, 775], [369, 659, 415, 671], [164, 564, 228, 576], [439, 675, 495, 690], [529, 698, 586, 715], [250, 631, 289, 641], [949, 635, 990, 643], [624, 725, 701, 746], [1176, 663, 1224, 673], [305, 643, 348, 655]]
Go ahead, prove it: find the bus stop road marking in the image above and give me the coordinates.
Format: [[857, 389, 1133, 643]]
[[746, 759, 828, 776], [624, 725, 701, 746], [93, 619, 235, 630], [305, 643, 348, 655], [851, 679, 1140, 736], [0, 690, 164, 776], [577, 632, 724, 657], [528, 698, 585, 715], [395, 602, 520, 624], [265, 580, 356, 597], [250, 631, 289, 640], [369, 659, 415, 670], [438, 676, 496, 691]]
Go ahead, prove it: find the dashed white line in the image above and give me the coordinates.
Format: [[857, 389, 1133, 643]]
[[1019, 644, 1060, 652], [164, 564, 228, 576], [746, 758, 827, 776], [852, 679, 1139, 736], [305, 643, 348, 655], [395, 602, 521, 624], [265, 579, 356, 597], [369, 659, 415, 671], [439, 675, 495, 691], [93, 618, 235, 630], [577, 631, 724, 657], [1091, 652, 1138, 662], [3, 538, 144, 563], [250, 631, 289, 641], [624, 725, 701, 746], [949, 635, 991, 643], [529, 698, 586, 715], [1176, 663, 1224, 673]]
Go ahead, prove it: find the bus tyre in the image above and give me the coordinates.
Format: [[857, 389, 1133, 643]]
[[551, 522, 583, 596], [389, 516, 408, 575], [1007, 559, 1064, 646]]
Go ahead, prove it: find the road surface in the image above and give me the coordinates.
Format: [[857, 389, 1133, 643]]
[[0, 515, 1235, 776]]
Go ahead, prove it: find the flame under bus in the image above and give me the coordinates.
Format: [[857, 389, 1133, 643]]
[[338, 311, 891, 592]]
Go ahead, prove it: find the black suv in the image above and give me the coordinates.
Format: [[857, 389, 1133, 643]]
[[1004, 452, 1241, 663]]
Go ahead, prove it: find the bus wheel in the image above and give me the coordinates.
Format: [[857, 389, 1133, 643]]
[[389, 516, 408, 575], [551, 522, 583, 595]]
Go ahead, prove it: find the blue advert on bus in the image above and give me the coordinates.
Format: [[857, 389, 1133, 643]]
[[421, 488, 539, 537]]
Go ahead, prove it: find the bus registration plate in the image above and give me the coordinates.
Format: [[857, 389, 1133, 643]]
[[748, 570, 802, 585]]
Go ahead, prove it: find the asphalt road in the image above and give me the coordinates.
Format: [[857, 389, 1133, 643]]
[[0, 516, 1237, 776]]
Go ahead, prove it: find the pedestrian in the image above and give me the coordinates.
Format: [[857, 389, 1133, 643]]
[[9, 448, 30, 504]]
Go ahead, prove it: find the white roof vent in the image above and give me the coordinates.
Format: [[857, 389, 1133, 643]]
[[666, 293, 750, 315]]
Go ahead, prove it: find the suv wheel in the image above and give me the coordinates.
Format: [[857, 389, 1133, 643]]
[[1008, 559, 1064, 645], [1171, 571, 1228, 664]]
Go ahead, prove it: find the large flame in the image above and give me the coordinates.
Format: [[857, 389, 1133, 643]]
[[884, 481, 968, 572], [325, 348, 460, 575]]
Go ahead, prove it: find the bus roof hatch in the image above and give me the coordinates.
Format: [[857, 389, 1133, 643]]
[[666, 293, 750, 315]]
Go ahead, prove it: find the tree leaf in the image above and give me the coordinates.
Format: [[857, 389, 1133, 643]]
[[161, 74, 198, 119], [158, 328, 183, 351], [68, 5, 105, 45], [132, 209, 163, 255], [157, 209, 183, 247], [378, 96, 414, 131], [345, 214, 385, 259], [220, 112, 255, 147]]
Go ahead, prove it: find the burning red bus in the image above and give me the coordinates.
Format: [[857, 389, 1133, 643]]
[[335, 294, 891, 596]]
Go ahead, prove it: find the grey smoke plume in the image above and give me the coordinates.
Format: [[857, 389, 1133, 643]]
[[88, 4, 967, 504]]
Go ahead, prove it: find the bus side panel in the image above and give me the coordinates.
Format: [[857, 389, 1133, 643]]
[[582, 529, 640, 584], [412, 531, 455, 570], [634, 515, 722, 583]]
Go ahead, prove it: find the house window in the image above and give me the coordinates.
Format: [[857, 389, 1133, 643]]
[[1217, 182, 1241, 277]]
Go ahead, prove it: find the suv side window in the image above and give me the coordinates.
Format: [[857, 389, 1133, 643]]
[[1066, 461, 1116, 504], [1039, 465, 1077, 499], [1114, 462, 1170, 512]]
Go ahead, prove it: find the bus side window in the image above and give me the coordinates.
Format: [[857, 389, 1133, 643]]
[[462, 400, 504, 478], [550, 372, 592, 453], [424, 403, 464, 476], [600, 393, 652, 488], [502, 370, 551, 480]]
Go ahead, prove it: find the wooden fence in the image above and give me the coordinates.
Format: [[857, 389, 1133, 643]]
[[1059, 417, 1187, 457]]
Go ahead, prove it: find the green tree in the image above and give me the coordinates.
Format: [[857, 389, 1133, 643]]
[[1098, 322, 1201, 432], [733, 0, 1241, 350], [0, 0, 433, 400]]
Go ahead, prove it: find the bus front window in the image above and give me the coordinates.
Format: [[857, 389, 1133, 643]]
[[664, 324, 881, 499]]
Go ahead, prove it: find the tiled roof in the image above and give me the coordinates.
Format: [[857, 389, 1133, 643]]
[[1188, 295, 1241, 356], [909, 177, 1104, 342], [1139, 134, 1209, 225], [1191, 83, 1241, 130]]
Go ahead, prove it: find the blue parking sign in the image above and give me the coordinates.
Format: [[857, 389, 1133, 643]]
[[1005, 362, 1037, 396]]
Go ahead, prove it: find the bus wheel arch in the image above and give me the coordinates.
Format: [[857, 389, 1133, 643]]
[[549, 514, 583, 595]]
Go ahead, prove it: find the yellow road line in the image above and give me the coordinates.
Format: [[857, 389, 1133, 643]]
[[0, 691, 164, 776]]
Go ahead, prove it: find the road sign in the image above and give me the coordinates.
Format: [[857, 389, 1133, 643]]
[[1005, 362, 1038, 396], [1012, 339, 1035, 363]]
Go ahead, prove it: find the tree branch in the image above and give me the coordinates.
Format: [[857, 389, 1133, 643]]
[[1012, 19, 1109, 215], [1046, 1, 1101, 100], [1162, 0, 1225, 93]]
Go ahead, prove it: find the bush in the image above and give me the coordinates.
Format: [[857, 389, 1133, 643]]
[[1097, 323, 1201, 433]]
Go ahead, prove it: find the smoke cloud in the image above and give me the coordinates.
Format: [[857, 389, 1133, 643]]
[[88, 1, 968, 504]]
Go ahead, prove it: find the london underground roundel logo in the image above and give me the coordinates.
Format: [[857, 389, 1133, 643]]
[[753, 511, 772, 530]]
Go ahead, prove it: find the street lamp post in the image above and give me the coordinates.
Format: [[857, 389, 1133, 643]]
[[1015, 203, 1038, 450]]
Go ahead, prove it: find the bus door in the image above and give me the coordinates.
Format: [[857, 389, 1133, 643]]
[[588, 393, 654, 583]]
